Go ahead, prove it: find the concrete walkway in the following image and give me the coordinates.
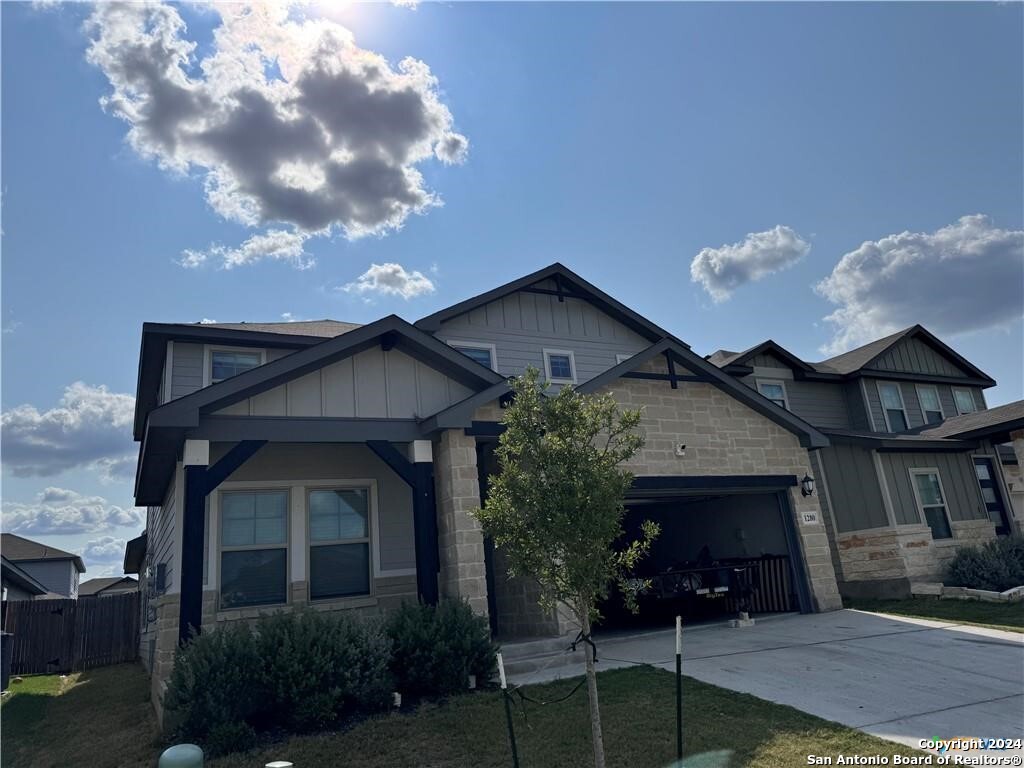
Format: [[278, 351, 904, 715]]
[[508, 609, 1024, 754]]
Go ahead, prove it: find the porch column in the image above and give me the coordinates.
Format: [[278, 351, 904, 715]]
[[434, 429, 489, 616]]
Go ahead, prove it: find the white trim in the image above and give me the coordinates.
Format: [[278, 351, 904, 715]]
[[872, 450, 898, 528], [306, 484, 375, 601], [216, 487, 291, 610], [755, 378, 790, 411], [203, 345, 267, 387], [543, 348, 577, 384], [162, 341, 174, 404], [914, 383, 944, 424], [860, 378, 879, 432], [952, 386, 978, 415], [876, 381, 909, 433], [446, 339, 498, 371], [970, 452, 1011, 529], [908, 467, 953, 539]]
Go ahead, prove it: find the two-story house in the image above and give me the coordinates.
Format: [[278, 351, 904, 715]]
[[1, 534, 86, 599], [126, 263, 1024, 717]]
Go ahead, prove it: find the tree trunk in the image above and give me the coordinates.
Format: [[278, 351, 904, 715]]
[[581, 612, 607, 768]]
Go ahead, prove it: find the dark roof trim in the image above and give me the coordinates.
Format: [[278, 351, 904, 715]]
[[1, 556, 48, 596], [629, 475, 798, 495], [415, 263, 689, 348], [146, 315, 503, 432], [711, 340, 815, 373], [188, 416, 426, 443], [134, 323, 344, 440], [821, 429, 978, 452], [123, 534, 147, 575], [419, 380, 513, 432], [577, 339, 830, 449]]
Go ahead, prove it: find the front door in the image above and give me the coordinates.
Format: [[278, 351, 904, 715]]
[[973, 457, 1011, 536]]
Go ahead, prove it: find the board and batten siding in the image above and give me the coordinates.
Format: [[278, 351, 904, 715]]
[[819, 444, 888, 532], [878, 452, 987, 525], [208, 442, 416, 573], [739, 368, 851, 429], [167, 344, 295, 403], [871, 337, 970, 378], [432, 279, 650, 383], [864, 379, 986, 433], [212, 347, 473, 420]]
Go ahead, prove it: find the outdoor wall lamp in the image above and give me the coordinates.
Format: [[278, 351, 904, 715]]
[[800, 474, 816, 497]]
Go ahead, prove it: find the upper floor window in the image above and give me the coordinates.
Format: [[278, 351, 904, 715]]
[[878, 382, 909, 432], [953, 387, 977, 415], [211, 349, 262, 384], [448, 340, 497, 371], [543, 349, 577, 384], [756, 379, 788, 410], [916, 385, 944, 424], [220, 490, 288, 609], [909, 469, 952, 540]]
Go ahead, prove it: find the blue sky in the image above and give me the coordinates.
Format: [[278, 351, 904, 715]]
[[2, 1, 1022, 576]]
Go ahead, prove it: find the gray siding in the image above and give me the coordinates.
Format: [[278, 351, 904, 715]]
[[18, 560, 78, 598], [739, 369, 851, 429], [749, 352, 790, 368], [865, 378, 987, 432], [433, 279, 650, 383], [871, 337, 969, 378], [170, 343, 204, 399], [879, 452, 987, 524], [210, 442, 416, 572], [214, 347, 472, 419], [150, 474, 177, 593], [819, 444, 888, 532], [844, 382, 871, 431], [3, 582, 37, 601]]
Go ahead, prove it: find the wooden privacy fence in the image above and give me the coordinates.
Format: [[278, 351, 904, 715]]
[[1, 592, 139, 675]]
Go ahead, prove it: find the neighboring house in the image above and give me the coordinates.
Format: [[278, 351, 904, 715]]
[[707, 329, 1023, 599], [1, 534, 85, 599], [127, 263, 1024, 718], [1, 555, 48, 602], [79, 576, 139, 598]]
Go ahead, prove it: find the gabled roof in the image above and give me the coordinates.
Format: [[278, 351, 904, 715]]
[[1, 555, 47, 596], [706, 340, 815, 373], [1, 533, 86, 573], [814, 325, 994, 382], [134, 320, 362, 440], [915, 399, 1024, 442], [415, 263, 689, 348], [576, 339, 829, 448], [79, 576, 138, 596]]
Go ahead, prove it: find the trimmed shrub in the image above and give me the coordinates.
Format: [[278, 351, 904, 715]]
[[946, 535, 1024, 593], [164, 610, 392, 754], [386, 599, 497, 696]]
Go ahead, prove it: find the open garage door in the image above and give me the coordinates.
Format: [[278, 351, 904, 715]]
[[599, 477, 813, 629]]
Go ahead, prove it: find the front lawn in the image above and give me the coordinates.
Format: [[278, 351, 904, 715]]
[[846, 598, 1024, 633], [1, 662, 927, 767], [1, 664, 159, 768]]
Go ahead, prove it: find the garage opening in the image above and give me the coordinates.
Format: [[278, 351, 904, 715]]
[[598, 483, 812, 629]]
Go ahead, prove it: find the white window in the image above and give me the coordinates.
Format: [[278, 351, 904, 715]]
[[756, 379, 789, 410], [616, 353, 633, 365], [448, 340, 497, 371], [878, 382, 909, 432], [953, 387, 977, 415], [219, 490, 288, 608], [909, 469, 952, 540], [915, 385, 944, 425], [543, 349, 577, 384], [208, 347, 264, 385], [308, 488, 372, 600]]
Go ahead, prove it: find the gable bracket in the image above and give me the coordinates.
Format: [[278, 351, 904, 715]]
[[665, 351, 679, 389]]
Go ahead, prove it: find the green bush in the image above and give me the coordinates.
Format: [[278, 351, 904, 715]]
[[164, 610, 393, 754], [386, 599, 496, 697], [946, 535, 1024, 592]]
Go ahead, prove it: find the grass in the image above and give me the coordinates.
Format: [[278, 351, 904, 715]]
[[0, 662, 925, 768], [1, 664, 160, 768], [847, 597, 1024, 633]]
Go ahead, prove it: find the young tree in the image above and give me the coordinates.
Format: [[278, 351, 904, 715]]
[[475, 367, 659, 768]]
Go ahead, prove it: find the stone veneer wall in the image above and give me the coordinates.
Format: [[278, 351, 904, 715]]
[[600, 366, 843, 613], [433, 429, 489, 616]]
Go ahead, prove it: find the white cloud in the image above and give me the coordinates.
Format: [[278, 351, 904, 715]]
[[816, 215, 1024, 355], [83, 535, 128, 564], [85, 2, 468, 267], [341, 262, 436, 300], [179, 229, 312, 270], [690, 225, 811, 302], [1, 382, 136, 478], [2, 488, 143, 536], [280, 312, 306, 322], [392, 0, 420, 8]]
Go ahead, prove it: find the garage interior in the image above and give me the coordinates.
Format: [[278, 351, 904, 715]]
[[598, 485, 811, 629]]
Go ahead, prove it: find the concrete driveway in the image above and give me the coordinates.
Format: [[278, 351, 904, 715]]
[[513, 609, 1024, 754]]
